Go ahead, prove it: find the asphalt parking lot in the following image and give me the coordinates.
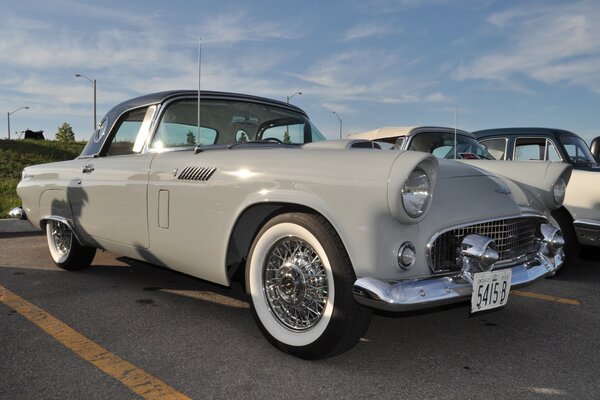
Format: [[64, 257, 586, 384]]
[[1, 230, 599, 399]]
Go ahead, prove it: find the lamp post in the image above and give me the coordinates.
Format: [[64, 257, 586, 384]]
[[286, 91, 302, 103], [7, 106, 29, 139], [332, 110, 342, 139], [75, 73, 97, 132]]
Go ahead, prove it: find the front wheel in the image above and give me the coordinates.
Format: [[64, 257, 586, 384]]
[[46, 220, 96, 270], [246, 213, 372, 359]]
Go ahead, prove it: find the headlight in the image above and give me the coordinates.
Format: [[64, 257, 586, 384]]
[[401, 168, 431, 217], [553, 178, 566, 206]]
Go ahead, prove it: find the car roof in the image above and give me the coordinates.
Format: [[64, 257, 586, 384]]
[[473, 127, 579, 139], [108, 90, 307, 119], [348, 126, 473, 140]]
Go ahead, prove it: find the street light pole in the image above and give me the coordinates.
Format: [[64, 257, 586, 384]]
[[332, 111, 342, 139], [75, 74, 97, 132], [7, 106, 30, 140], [286, 91, 302, 103]]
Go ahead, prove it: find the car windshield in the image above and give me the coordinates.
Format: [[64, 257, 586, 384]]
[[560, 135, 599, 167], [409, 132, 495, 160], [150, 98, 325, 149]]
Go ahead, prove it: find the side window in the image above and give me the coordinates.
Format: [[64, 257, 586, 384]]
[[480, 138, 506, 160], [514, 137, 561, 161], [514, 138, 545, 161], [102, 106, 154, 157], [151, 99, 217, 149]]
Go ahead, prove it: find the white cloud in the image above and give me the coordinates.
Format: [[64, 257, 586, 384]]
[[199, 10, 303, 44], [343, 22, 396, 41], [454, 2, 600, 93], [293, 49, 442, 104], [358, 0, 448, 14]]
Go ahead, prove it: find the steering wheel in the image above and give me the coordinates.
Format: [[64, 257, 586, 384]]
[[262, 137, 284, 144]]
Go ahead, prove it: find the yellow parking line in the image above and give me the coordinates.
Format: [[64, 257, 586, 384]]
[[512, 290, 580, 305], [0, 284, 190, 400]]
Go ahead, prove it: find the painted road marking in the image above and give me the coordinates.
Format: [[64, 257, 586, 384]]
[[512, 290, 580, 305], [0, 284, 191, 400]]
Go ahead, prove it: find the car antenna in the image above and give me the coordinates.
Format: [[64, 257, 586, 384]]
[[453, 105, 457, 159], [194, 37, 203, 154]]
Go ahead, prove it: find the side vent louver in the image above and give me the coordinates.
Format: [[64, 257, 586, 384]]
[[178, 167, 216, 181]]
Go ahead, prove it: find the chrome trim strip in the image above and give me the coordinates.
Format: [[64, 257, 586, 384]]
[[426, 213, 546, 273], [353, 251, 563, 312], [573, 219, 600, 229], [39, 215, 83, 245]]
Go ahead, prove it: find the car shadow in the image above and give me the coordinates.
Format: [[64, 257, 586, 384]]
[[551, 254, 600, 283]]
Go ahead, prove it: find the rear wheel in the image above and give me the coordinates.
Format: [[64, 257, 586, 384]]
[[246, 213, 372, 359], [46, 220, 96, 270], [549, 208, 579, 271]]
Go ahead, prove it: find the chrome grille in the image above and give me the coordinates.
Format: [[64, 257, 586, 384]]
[[178, 166, 216, 181], [429, 217, 543, 273]]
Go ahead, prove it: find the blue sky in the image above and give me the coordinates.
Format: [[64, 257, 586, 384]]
[[2, 0, 600, 144]]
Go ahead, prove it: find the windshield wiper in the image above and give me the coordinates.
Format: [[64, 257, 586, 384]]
[[227, 140, 291, 149]]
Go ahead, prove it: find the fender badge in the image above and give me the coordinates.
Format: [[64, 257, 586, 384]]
[[495, 187, 511, 195]]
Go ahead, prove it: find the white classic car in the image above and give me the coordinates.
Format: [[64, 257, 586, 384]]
[[350, 126, 596, 263], [12, 94, 569, 359], [473, 128, 600, 266]]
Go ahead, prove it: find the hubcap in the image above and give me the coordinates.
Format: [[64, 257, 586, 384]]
[[263, 237, 328, 331], [51, 221, 72, 257]]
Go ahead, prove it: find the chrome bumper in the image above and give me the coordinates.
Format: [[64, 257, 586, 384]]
[[8, 207, 26, 220], [353, 250, 563, 312]]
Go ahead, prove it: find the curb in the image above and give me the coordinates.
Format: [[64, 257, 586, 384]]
[[0, 219, 39, 234]]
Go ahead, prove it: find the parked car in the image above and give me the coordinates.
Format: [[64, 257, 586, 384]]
[[474, 128, 600, 266], [348, 126, 494, 159], [12, 94, 569, 359]]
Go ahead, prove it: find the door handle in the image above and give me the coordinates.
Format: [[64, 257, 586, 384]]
[[82, 164, 95, 174]]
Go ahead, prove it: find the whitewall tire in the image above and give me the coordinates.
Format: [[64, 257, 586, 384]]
[[246, 213, 372, 359], [46, 220, 96, 270]]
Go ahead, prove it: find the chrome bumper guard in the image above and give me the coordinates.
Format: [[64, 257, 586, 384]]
[[354, 227, 564, 312]]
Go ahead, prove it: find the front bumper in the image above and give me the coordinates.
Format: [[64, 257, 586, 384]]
[[353, 250, 563, 312], [8, 207, 26, 220]]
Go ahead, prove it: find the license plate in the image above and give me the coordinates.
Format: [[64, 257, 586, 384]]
[[471, 269, 512, 313]]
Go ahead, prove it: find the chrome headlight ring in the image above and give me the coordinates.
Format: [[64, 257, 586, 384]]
[[401, 167, 431, 218]]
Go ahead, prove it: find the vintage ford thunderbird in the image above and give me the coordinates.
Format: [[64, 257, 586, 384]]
[[12, 92, 570, 358]]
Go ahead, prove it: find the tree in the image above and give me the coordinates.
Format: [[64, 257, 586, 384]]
[[186, 130, 196, 145], [56, 123, 75, 142]]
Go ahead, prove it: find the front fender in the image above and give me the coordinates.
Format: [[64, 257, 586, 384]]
[[463, 160, 572, 212]]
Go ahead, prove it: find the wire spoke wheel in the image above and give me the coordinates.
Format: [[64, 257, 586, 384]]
[[247, 213, 372, 359], [51, 220, 73, 257], [264, 237, 328, 331], [45, 219, 96, 270]]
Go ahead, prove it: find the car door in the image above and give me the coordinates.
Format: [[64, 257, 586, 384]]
[[70, 106, 156, 248]]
